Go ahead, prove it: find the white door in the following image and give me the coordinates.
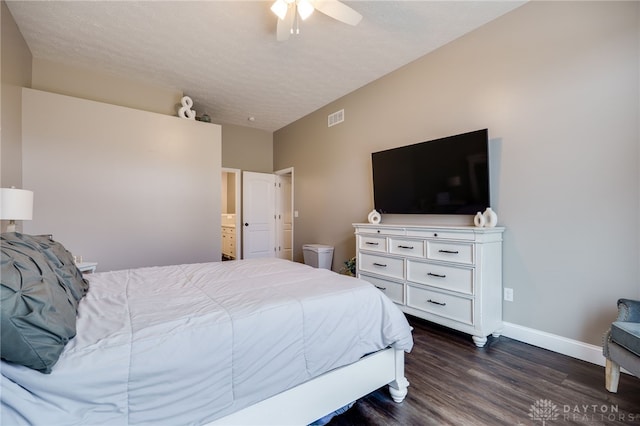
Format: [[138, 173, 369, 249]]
[[276, 173, 293, 260], [242, 171, 276, 259]]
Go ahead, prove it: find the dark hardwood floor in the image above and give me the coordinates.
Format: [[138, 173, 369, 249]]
[[330, 316, 640, 425]]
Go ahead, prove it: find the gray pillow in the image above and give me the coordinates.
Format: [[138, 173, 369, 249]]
[[30, 234, 89, 302], [1, 233, 89, 373]]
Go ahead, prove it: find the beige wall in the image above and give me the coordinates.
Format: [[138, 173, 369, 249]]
[[22, 89, 222, 272], [221, 123, 273, 172], [1, 0, 31, 190], [32, 57, 182, 117], [274, 1, 640, 346], [31, 59, 274, 174]]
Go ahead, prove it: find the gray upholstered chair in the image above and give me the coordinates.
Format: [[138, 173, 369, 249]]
[[603, 298, 640, 392]]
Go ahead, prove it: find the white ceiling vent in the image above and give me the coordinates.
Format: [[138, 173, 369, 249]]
[[328, 109, 344, 127]]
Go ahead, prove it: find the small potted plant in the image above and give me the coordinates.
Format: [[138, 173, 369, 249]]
[[342, 257, 356, 277]]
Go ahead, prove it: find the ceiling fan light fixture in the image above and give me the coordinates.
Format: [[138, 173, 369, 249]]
[[273, 0, 362, 41], [297, 0, 314, 20], [271, 0, 288, 20]]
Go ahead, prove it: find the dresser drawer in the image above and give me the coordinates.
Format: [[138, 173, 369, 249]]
[[407, 229, 475, 241], [427, 241, 474, 265], [406, 260, 474, 295], [356, 226, 405, 236], [389, 238, 425, 258], [358, 235, 387, 253], [407, 285, 473, 325], [359, 253, 404, 280], [360, 274, 404, 304]]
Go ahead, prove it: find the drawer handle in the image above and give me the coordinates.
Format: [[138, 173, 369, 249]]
[[438, 249, 459, 254], [365, 242, 379, 246], [427, 299, 446, 306], [427, 272, 446, 278], [375, 286, 387, 291], [398, 245, 414, 249], [373, 262, 387, 268]]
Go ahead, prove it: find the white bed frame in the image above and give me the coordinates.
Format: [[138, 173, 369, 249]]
[[209, 347, 409, 425]]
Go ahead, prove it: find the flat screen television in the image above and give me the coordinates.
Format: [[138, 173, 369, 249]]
[[371, 129, 489, 215]]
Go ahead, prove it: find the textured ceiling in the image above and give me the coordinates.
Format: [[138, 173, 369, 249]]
[[7, 1, 525, 132]]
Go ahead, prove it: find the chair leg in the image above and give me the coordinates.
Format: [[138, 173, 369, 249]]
[[605, 358, 620, 393]]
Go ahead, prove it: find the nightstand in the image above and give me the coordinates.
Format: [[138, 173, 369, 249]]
[[76, 262, 98, 274]]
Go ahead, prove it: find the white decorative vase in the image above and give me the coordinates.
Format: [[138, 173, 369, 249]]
[[483, 207, 498, 228], [367, 209, 381, 224], [473, 212, 485, 228]]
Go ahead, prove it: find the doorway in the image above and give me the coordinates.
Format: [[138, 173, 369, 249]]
[[242, 168, 294, 260], [221, 168, 241, 260], [275, 168, 293, 260]]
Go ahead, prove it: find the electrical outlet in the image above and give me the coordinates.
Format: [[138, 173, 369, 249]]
[[504, 287, 514, 302]]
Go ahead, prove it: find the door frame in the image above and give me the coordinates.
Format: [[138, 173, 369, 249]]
[[222, 167, 242, 259], [275, 167, 294, 261]]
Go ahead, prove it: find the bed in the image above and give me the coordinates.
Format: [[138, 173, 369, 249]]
[[1, 233, 413, 425]]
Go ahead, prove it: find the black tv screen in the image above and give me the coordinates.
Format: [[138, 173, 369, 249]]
[[372, 129, 490, 215]]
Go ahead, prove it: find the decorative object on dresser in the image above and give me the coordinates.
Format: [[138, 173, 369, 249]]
[[482, 207, 498, 228], [0, 187, 34, 232], [367, 209, 381, 224], [473, 211, 485, 227], [354, 223, 504, 347]]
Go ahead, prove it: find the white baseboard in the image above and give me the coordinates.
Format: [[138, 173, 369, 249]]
[[502, 322, 606, 367]]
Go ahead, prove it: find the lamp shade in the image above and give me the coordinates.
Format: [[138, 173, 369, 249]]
[[0, 188, 34, 221]]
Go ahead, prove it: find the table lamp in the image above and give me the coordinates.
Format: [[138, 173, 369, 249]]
[[0, 187, 34, 232]]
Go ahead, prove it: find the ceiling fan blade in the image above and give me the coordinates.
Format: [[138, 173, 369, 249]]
[[276, 7, 294, 41], [313, 0, 362, 26]]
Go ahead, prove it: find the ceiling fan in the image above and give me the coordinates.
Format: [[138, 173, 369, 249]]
[[270, 0, 363, 41]]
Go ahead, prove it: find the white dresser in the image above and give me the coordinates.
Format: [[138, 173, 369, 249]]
[[353, 223, 504, 347], [221, 226, 236, 259]]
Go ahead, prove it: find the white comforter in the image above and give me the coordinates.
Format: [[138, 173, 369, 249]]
[[1, 258, 413, 425]]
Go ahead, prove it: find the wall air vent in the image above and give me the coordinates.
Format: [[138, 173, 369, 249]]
[[328, 109, 344, 127]]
